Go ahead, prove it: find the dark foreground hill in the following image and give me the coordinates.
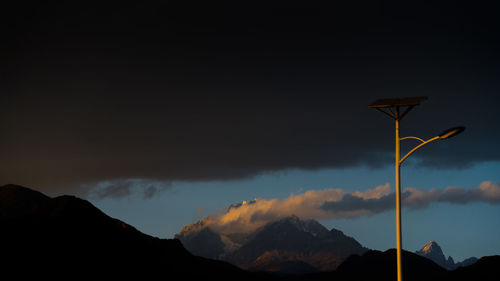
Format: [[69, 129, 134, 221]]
[[444, 255, 500, 281], [306, 250, 499, 281], [334, 249, 447, 281], [0, 184, 256, 280]]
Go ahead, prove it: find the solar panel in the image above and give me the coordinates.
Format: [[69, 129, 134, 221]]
[[368, 96, 428, 108]]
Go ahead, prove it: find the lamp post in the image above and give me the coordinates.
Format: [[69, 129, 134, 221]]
[[368, 96, 464, 281]]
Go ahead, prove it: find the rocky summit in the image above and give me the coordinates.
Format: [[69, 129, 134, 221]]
[[176, 215, 368, 273], [416, 240, 478, 270]]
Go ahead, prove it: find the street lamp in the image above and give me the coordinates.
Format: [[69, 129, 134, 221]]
[[368, 96, 464, 281]]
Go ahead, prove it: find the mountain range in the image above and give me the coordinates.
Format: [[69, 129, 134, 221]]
[[176, 213, 482, 275], [1, 184, 499, 280], [176, 215, 368, 273]]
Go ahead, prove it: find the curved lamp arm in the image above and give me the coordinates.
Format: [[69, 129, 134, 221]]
[[399, 127, 465, 165], [400, 136, 425, 143], [399, 136, 440, 165]]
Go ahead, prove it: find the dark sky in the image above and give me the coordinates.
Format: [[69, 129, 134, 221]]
[[2, 1, 500, 194]]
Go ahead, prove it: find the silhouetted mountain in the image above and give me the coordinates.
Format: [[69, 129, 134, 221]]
[[0, 184, 255, 280], [455, 256, 478, 268], [416, 240, 478, 270], [444, 255, 500, 281], [0, 183, 50, 217], [177, 215, 367, 274], [334, 249, 448, 281]]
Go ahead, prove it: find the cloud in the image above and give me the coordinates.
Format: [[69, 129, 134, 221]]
[[194, 187, 345, 234], [321, 193, 394, 214], [1, 2, 500, 195], [439, 181, 500, 204], [195, 181, 500, 234], [402, 187, 442, 208], [352, 184, 391, 199], [196, 183, 390, 234], [85, 179, 172, 199], [395, 181, 500, 208]]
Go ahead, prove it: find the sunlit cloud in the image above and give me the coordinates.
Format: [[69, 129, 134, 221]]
[[439, 181, 500, 204], [192, 181, 500, 235], [194, 183, 390, 234]]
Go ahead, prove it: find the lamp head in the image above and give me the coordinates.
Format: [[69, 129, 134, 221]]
[[439, 126, 465, 140]]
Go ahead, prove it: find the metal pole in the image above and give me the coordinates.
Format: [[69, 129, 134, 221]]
[[395, 117, 403, 281]]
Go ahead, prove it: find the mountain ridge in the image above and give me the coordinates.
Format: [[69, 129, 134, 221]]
[[176, 214, 368, 273]]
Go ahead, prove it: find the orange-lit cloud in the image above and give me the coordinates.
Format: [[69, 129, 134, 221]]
[[195, 181, 500, 235], [198, 183, 390, 234]]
